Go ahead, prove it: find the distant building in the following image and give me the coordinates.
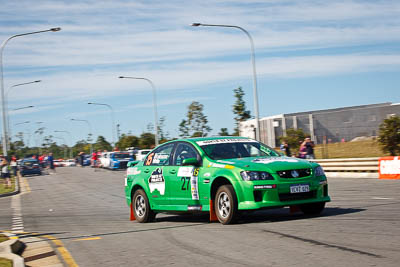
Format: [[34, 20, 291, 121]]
[[239, 102, 400, 147]]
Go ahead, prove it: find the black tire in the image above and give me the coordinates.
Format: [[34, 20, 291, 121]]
[[300, 202, 326, 215], [132, 189, 155, 223], [214, 185, 238, 225]]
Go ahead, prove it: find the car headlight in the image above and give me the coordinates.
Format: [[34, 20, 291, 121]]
[[241, 171, 274, 181], [314, 166, 325, 176]]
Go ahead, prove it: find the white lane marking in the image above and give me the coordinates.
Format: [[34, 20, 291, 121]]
[[11, 194, 24, 233], [10, 176, 29, 234], [372, 197, 394, 200]]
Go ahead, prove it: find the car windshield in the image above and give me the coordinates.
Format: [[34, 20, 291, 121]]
[[199, 140, 280, 160], [114, 153, 130, 159], [23, 160, 38, 166]]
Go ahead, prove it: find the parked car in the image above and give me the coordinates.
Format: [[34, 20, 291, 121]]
[[53, 159, 64, 167], [19, 158, 42, 176], [135, 149, 151, 161], [125, 137, 330, 224], [63, 159, 76, 167], [100, 151, 134, 169], [83, 155, 91, 166]]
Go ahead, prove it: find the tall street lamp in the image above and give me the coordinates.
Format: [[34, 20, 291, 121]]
[[0, 27, 61, 156], [119, 76, 159, 146], [70, 118, 93, 154], [7, 106, 34, 147], [88, 102, 115, 148], [6, 80, 41, 148], [54, 130, 73, 158], [191, 23, 260, 141]]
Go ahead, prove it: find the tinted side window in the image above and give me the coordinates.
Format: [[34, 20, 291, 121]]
[[174, 143, 199, 166], [145, 143, 175, 166]]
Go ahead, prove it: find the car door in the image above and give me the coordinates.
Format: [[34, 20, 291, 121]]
[[143, 143, 175, 206], [166, 142, 203, 209]]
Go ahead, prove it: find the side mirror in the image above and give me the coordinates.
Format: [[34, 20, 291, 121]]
[[127, 160, 140, 167], [182, 157, 200, 166]]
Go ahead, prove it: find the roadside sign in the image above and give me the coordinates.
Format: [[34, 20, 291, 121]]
[[379, 156, 400, 179]]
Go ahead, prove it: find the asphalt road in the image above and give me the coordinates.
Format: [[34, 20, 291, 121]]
[[1, 167, 400, 267]]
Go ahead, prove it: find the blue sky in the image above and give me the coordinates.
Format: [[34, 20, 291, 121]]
[[1, 0, 400, 146]]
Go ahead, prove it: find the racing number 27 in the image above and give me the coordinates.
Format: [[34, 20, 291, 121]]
[[181, 177, 190, 190]]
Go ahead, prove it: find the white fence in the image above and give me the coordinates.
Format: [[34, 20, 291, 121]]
[[313, 157, 379, 178]]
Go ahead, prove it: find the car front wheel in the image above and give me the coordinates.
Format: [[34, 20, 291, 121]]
[[132, 189, 155, 223], [215, 185, 238, 225], [300, 202, 326, 215]]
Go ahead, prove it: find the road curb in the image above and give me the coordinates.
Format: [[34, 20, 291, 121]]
[[0, 174, 20, 198], [0, 233, 25, 267]]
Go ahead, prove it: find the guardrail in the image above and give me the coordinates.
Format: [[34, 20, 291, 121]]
[[312, 157, 379, 178]]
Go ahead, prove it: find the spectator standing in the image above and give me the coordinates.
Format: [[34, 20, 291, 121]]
[[10, 155, 17, 177], [1, 156, 11, 188], [298, 141, 307, 159], [48, 153, 55, 173], [38, 154, 45, 168], [280, 141, 291, 157], [304, 137, 315, 159], [91, 151, 98, 168], [79, 152, 85, 167]]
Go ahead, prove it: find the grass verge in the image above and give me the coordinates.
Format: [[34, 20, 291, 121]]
[[0, 257, 13, 267], [0, 234, 9, 243], [0, 177, 16, 195], [314, 139, 389, 159]]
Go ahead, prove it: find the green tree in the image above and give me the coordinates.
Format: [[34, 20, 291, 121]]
[[179, 120, 190, 138], [279, 128, 309, 152], [73, 140, 91, 155], [139, 132, 155, 148], [158, 116, 169, 141], [179, 101, 212, 137], [116, 134, 140, 150], [232, 86, 251, 136], [219, 128, 230, 136], [94, 136, 112, 152], [378, 115, 400, 156]]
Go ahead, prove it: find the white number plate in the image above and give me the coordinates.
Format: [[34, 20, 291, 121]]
[[290, 184, 310, 194]]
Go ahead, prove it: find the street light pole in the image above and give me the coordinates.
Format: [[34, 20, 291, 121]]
[[0, 27, 61, 156], [191, 23, 260, 141], [70, 118, 93, 154], [119, 76, 159, 146], [88, 102, 116, 149], [6, 80, 41, 148]]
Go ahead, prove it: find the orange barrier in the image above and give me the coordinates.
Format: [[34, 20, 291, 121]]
[[379, 156, 400, 179]]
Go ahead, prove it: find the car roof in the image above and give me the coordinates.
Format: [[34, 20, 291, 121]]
[[165, 136, 251, 144], [22, 158, 38, 161]]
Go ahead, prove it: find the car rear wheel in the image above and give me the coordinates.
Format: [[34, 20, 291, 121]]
[[133, 189, 155, 223], [215, 185, 238, 225], [300, 202, 325, 215]]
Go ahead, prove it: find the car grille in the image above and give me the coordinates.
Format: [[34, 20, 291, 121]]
[[279, 190, 316, 202], [276, 168, 311, 178]]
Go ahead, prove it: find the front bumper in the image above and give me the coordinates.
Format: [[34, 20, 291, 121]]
[[236, 177, 330, 210]]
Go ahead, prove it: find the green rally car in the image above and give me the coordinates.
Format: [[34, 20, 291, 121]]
[[125, 136, 330, 224]]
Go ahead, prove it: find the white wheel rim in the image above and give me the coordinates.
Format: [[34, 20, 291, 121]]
[[217, 192, 231, 218], [135, 195, 146, 217]]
